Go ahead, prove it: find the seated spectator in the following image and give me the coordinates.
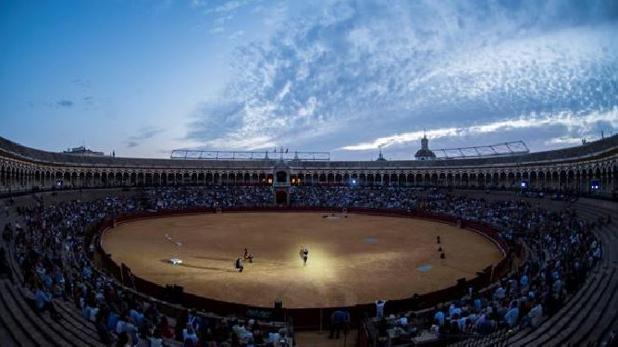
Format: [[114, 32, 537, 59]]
[[34, 283, 60, 320], [232, 321, 253, 342], [183, 324, 199, 346], [115, 331, 131, 347], [525, 302, 543, 328], [504, 300, 519, 328], [433, 307, 445, 327], [149, 328, 163, 347], [158, 316, 174, 339], [95, 310, 113, 345]]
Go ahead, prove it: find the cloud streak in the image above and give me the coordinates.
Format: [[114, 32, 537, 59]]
[[341, 108, 618, 150], [57, 99, 74, 108], [125, 126, 165, 148]]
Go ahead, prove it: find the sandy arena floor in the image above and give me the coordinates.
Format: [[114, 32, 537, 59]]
[[101, 212, 503, 308]]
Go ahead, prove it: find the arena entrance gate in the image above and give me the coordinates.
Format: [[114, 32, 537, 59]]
[[275, 190, 288, 205]]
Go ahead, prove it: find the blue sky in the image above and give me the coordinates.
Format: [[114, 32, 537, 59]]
[[0, 0, 617, 160]]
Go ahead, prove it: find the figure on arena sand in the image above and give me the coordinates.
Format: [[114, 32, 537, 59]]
[[235, 257, 244, 272], [299, 247, 309, 265], [243, 248, 254, 263]]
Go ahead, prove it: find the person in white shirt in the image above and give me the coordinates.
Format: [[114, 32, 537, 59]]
[[233, 322, 253, 342], [527, 303, 543, 328], [148, 329, 163, 347], [183, 324, 199, 345], [375, 299, 386, 319], [267, 331, 281, 344], [300, 248, 309, 265]]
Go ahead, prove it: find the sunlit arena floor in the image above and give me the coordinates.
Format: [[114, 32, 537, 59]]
[[101, 212, 503, 308]]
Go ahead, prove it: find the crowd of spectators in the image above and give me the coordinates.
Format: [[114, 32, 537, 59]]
[[290, 186, 422, 209], [0, 186, 605, 346], [6, 188, 289, 347], [368, 193, 605, 344], [146, 187, 273, 211]]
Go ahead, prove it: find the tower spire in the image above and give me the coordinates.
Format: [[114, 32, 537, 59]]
[[415, 130, 436, 160], [421, 134, 429, 150], [376, 145, 386, 161]]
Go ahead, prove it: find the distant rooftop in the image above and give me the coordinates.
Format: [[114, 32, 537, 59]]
[[63, 146, 105, 157]]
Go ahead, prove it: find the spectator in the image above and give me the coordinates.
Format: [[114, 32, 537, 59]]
[[183, 324, 199, 346], [504, 300, 519, 328], [329, 309, 350, 339], [525, 302, 543, 328], [376, 299, 386, 320]]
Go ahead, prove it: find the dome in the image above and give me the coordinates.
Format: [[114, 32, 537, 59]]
[[414, 148, 436, 160], [414, 135, 436, 160]]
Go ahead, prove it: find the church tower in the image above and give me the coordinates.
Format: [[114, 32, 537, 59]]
[[414, 134, 436, 160]]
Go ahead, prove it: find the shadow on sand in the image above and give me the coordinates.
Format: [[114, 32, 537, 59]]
[[159, 259, 237, 273], [192, 255, 235, 262]]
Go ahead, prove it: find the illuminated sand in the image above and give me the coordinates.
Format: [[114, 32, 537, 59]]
[[101, 212, 503, 308]]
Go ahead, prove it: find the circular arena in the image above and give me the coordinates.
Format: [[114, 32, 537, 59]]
[[0, 135, 616, 347], [102, 211, 504, 308]]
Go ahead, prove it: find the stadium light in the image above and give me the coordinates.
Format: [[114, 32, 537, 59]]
[[591, 179, 600, 191]]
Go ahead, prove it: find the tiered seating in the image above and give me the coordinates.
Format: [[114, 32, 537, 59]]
[[566, 205, 618, 347], [0, 193, 285, 347], [445, 200, 617, 347], [508, 206, 618, 346], [0, 200, 107, 347], [1, 279, 87, 347], [0, 279, 35, 347], [1, 190, 616, 346], [496, 202, 618, 346], [1, 210, 66, 347]]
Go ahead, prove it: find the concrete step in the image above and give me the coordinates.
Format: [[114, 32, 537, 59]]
[[0, 281, 29, 347], [0, 280, 48, 347], [2, 281, 77, 347], [510, 268, 610, 347], [575, 272, 618, 346], [544, 268, 616, 346]]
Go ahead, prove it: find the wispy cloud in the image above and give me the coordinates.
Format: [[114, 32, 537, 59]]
[[71, 78, 90, 90], [125, 126, 165, 148], [209, 26, 225, 34], [546, 137, 586, 146], [207, 0, 251, 14], [190, 0, 207, 8], [57, 99, 74, 108], [341, 108, 618, 150], [199, 0, 256, 34]]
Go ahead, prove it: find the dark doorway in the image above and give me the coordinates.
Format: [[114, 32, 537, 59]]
[[276, 171, 288, 183], [276, 190, 288, 205]]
